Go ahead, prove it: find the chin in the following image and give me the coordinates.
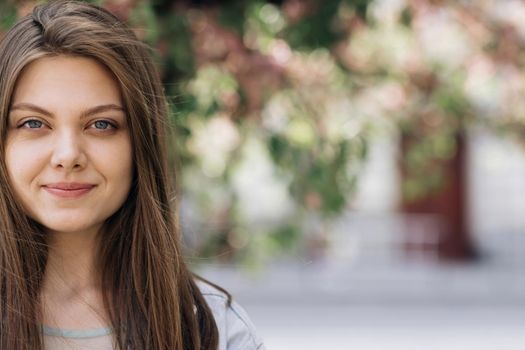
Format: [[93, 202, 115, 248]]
[[44, 225, 101, 235], [36, 215, 104, 235]]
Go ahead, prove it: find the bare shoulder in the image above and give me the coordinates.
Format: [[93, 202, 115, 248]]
[[196, 280, 266, 350]]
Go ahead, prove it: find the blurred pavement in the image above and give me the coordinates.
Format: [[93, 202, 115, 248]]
[[198, 259, 525, 350]]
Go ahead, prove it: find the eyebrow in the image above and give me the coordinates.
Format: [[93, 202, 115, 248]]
[[9, 103, 125, 118]]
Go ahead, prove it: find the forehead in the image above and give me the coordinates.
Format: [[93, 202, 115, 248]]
[[11, 55, 122, 109]]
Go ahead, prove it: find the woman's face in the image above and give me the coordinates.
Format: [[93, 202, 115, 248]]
[[5, 55, 133, 236]]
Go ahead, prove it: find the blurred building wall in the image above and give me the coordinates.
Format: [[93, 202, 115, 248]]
[[341, 129, 525, 268]]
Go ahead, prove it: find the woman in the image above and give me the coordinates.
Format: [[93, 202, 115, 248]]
[[0, 1, 264, 349]]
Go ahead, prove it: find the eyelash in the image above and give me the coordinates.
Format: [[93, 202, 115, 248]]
[[19, 119, 44, 129], [18, 118, 118, 131], [88, 120, 117, 130]]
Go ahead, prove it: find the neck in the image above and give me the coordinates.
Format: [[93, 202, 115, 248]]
[[41, 226, 102, 299], [39, 225, 112, 329]]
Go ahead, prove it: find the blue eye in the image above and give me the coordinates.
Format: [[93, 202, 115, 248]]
[[93, 120, 114, 130], [22, 119, 43, 129]]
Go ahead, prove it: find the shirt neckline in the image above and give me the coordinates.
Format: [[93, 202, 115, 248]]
[[41, 325, 113, 338]]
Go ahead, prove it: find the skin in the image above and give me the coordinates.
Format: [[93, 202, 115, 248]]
[[5, 55, 133, 329]]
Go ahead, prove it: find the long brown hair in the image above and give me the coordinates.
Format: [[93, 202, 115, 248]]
[[0, 1, 219, 349]]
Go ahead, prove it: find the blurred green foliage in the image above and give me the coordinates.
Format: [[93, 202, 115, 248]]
[[0, 2, 17, 31], [4, 0, 525, 263]]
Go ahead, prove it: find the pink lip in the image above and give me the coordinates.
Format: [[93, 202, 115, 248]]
[[43, 183, 96, 198]]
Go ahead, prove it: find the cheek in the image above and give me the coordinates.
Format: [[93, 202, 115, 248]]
[[5, 139, 47, 187], [3, 140, 48, 220], [92, 137, 133, 185], [108, 143, 133, 206]]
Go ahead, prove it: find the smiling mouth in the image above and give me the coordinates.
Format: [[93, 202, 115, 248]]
[[42, 183, 96, 198]]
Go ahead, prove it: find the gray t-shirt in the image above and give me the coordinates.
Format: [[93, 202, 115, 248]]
[[42, 281, 265, 350]]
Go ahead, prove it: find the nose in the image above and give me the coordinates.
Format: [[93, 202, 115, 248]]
[[50, 130, 87, 171]]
